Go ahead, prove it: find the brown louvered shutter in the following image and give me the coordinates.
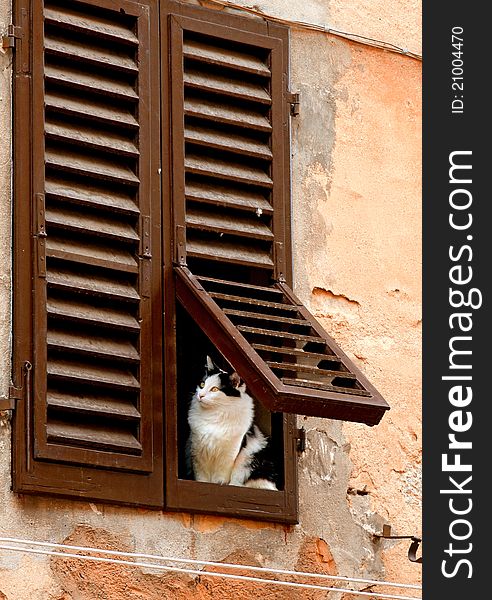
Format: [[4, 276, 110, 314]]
[[12, 0, 163, 505], [167, 2, 388, 426]]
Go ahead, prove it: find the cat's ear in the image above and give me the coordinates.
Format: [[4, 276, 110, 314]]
[[205, 355, 215, 372], [230, 372, 242, 389]]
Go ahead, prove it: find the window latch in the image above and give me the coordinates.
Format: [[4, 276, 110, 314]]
[[2, 24, 22, 49], [287, 91, 300, 116]]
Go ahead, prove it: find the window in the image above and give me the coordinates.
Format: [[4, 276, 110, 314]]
[[10, 0, 389, 523]]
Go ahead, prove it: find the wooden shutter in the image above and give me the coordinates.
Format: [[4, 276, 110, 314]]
[[12, 0, 163, 506], [167, 2, 389, 426]]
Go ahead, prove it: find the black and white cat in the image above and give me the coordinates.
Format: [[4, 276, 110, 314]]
[[187, 356, 278, 490]]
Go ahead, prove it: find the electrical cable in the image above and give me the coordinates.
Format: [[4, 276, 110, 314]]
[[0, 538, 421, 600], [201, 0, 422, 61]]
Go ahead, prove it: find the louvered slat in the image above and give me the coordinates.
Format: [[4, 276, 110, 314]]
[[185, 180, 273, 214], [186, 207, 273, 240], [46, 206, 140, 242], [46, 90, 139, 128], [183, 38, 271, 76], [47, 391, 141, 420], [47, 329, 140, 363], [44, 35, 139, 73], [46, 237, 139, 273], [45, 64, 138, 100], [185, 97, 271, 132], [47, 422, 142, 454], [47, 297, 140, 332], [46, 179, 139, 215], [185, 154, 272, 187], [45, 120, 139, 156], [44, 6, 139, 45], [184, 69, 271, 104]]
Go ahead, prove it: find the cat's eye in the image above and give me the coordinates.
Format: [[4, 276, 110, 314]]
[[199, 382, 205, 388], [210, 386, 220, 392]]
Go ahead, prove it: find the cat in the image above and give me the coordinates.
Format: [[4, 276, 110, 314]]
[[186, 356, 278, 490]]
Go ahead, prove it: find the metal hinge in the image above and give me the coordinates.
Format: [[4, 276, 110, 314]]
[[295, 427, 306, 453], [0, 361, 32, 412], [287, 91, 300, 116], [2, 24, 22, 49]]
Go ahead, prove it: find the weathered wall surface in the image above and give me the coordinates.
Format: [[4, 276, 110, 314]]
[[0, 0, 422, 598]]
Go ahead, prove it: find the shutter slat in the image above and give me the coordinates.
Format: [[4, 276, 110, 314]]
[[45, 36, 138, 73], [47, 421, 142, 454], [267, 361, 356, 379], [282, 378, 371, 397], [224, 308, 308, 326], [47, 358, 140, 391], [46, 179, 139, 216], [252, 344, 341, 362], [47, 297, 140, 332], [185, 123, 272, 160], [46, 91, 139, 128], [237, 325, 323, 343], [47, 391, 141, 421], [186, 207, 273, 240], [44, 6, 139, 45], [46, 148, 139, 185], [185, 154, 272, 187], [48, 329, 140, 363], [185, 97, 271, 132], [47, 268, 140, 302], [187, 238, 273, 269], [210, 292, 298, 312], [45, 64, 138, 100], [184, 38, 270, 76], [46, 237, 139, 273], [184, 69, 271, 104], [46, 206, 139, 242], [45, 120, 139, 157], [186, 181, 272, 214], [197, 275, 284, 295]]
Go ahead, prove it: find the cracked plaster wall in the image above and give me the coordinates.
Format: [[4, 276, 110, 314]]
[[0, 0, 422, 597]]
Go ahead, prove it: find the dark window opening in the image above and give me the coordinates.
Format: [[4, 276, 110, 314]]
[[176, 302, 285, 490]]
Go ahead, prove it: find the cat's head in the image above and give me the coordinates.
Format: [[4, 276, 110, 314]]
[[194, 356, 245, 408]]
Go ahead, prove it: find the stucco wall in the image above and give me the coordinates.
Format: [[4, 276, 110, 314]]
[[0, 0, 422, 598]]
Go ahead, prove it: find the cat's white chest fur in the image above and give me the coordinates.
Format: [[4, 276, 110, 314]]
[[188, 395, 253, 485]]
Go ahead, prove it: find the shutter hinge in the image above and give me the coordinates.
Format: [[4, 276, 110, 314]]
[[2, 24, 22, 49], [175, 225, 187, 266], [287, 91, 300, 116], [34, 194, 47, 278], [295, 427, 306, 453], [0, 361, 32, 412]]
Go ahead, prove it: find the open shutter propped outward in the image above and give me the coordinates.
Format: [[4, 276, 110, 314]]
[[168, 3, 389, 426], [12, 0, 163, 506]]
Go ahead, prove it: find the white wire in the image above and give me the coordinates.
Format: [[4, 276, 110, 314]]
[[0, 537, 421, 590], [0, 542, 421, 600], [201, 0, 422, 61]]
